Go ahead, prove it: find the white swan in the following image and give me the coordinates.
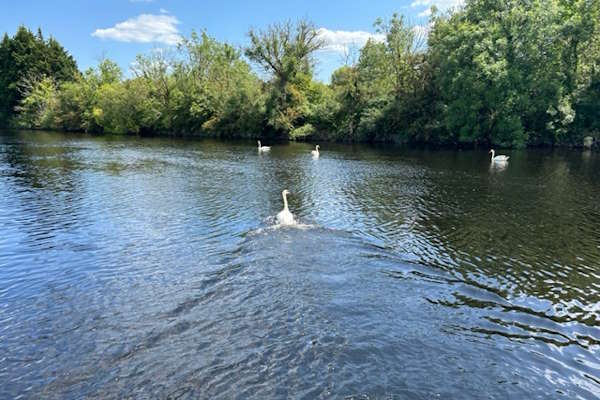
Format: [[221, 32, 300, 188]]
[[258, 140, 271, 152], [490, 149, 509, 163], [311, 144, 320, 158], [276, 190, 296, 226]]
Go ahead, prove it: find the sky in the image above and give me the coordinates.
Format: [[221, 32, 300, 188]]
[[1, 0, 463, 82]]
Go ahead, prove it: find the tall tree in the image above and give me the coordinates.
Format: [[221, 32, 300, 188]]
[[428, 0, 600, 147], [245, 19, 324, 137], [0, 26, 78, 125], [246, 19, 323, 84]]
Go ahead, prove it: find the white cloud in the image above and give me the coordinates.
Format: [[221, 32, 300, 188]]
[[92, 14, 181, 45], [317, 28, 385, 54], [411, 0, 464, 16]]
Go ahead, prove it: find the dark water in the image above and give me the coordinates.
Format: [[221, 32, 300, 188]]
[[1, 131, 599, 399]]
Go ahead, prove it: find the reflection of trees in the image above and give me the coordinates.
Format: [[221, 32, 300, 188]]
[[2, 132, 598, 313], [411, 149, 600, 309], [295, 144, 600, 311], [2, 130, 82, 189], [0, 131, 87, 250]]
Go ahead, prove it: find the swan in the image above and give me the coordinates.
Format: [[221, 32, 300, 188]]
[[258, 140, 271, 152], [276, 190, 296, 226], [490, 149, 509, 163], [311, 144, 320, 158]]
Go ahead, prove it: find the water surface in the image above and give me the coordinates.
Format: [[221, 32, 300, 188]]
[[1, 131, 599, 399]]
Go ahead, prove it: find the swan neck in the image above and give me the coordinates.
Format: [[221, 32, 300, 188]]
[[282, 192, 289, 210], [491, 150, 495, 160]]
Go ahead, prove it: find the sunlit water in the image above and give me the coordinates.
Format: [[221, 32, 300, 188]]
[[1, 131, 599, 399]]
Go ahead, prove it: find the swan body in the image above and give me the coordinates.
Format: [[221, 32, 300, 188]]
[[258, 140, 271, 152], [490, 149, 509, 163], [311, 145, 320, 158], [276, 190, 296, 226]]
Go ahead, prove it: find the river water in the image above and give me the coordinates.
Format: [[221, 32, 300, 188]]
[[1, 131, 599, 399]]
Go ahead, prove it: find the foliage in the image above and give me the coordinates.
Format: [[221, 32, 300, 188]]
[[9, 31, 265, 136], [246, 20, 324, 137], [428, 0, 600, 147], [3, 4, 600, 147], [323, 14, 429, 142], [0, 26, 78, 126], [14, 76, 59, 129]]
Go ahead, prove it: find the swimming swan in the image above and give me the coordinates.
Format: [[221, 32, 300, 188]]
[[276, 190, 296, 226], [490, 149, 509, 163], [258, 140, 271, 152], [311, 145, 320, 158]]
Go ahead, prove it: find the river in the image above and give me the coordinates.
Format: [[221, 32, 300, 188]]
[[1, 130, 599, 399]]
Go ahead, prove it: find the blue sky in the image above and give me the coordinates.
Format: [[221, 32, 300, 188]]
[[2, 0, 461, 81]]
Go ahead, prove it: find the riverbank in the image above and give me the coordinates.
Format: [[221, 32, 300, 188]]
[[3, 127, 598, 151]]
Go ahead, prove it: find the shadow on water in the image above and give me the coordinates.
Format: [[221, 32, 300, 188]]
[[0, 130, 599, 399]]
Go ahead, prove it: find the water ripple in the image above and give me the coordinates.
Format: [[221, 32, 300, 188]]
[[0, 132, 599, 399]]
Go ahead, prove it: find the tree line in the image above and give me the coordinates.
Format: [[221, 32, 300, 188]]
[[1, 0, 599, 147]]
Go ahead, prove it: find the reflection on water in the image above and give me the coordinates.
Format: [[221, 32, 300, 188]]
[[489, 161, 508, 172], [0, 130, 599, 399]]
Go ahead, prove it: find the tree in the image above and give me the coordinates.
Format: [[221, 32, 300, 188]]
[[132, 49, 176, 131], [246, 19, 323, 84], [0, 26, 78, 126], [169, 30, 265, 136], [245, 19, 324, 137], [428, 0, 600, 147], [5, 7, 600, 146], [374, 13, 426, 97], [327, 14, 431, 143], [14, 76, 58, 129]]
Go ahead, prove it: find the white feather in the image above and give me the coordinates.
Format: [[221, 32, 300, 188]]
[[258, 140, 271, 152], [311, 144, 320, 158], [276, 190, 296, 226], [490, 149, 509, 163]]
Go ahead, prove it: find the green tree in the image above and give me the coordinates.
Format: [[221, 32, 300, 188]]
[[6, 7, 600, 147], [428, 0, 600, 147], [245, 20, 324, 137], [174, 31, 265, 136], [14, 76, 58, 129], [0, 26, 78, 125], [327, 14, 430, 143]]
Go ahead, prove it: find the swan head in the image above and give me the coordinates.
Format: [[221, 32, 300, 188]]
[[257, 140, 261, 146], [282, 189, 290, 196], [316, 145, 320, 150]]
